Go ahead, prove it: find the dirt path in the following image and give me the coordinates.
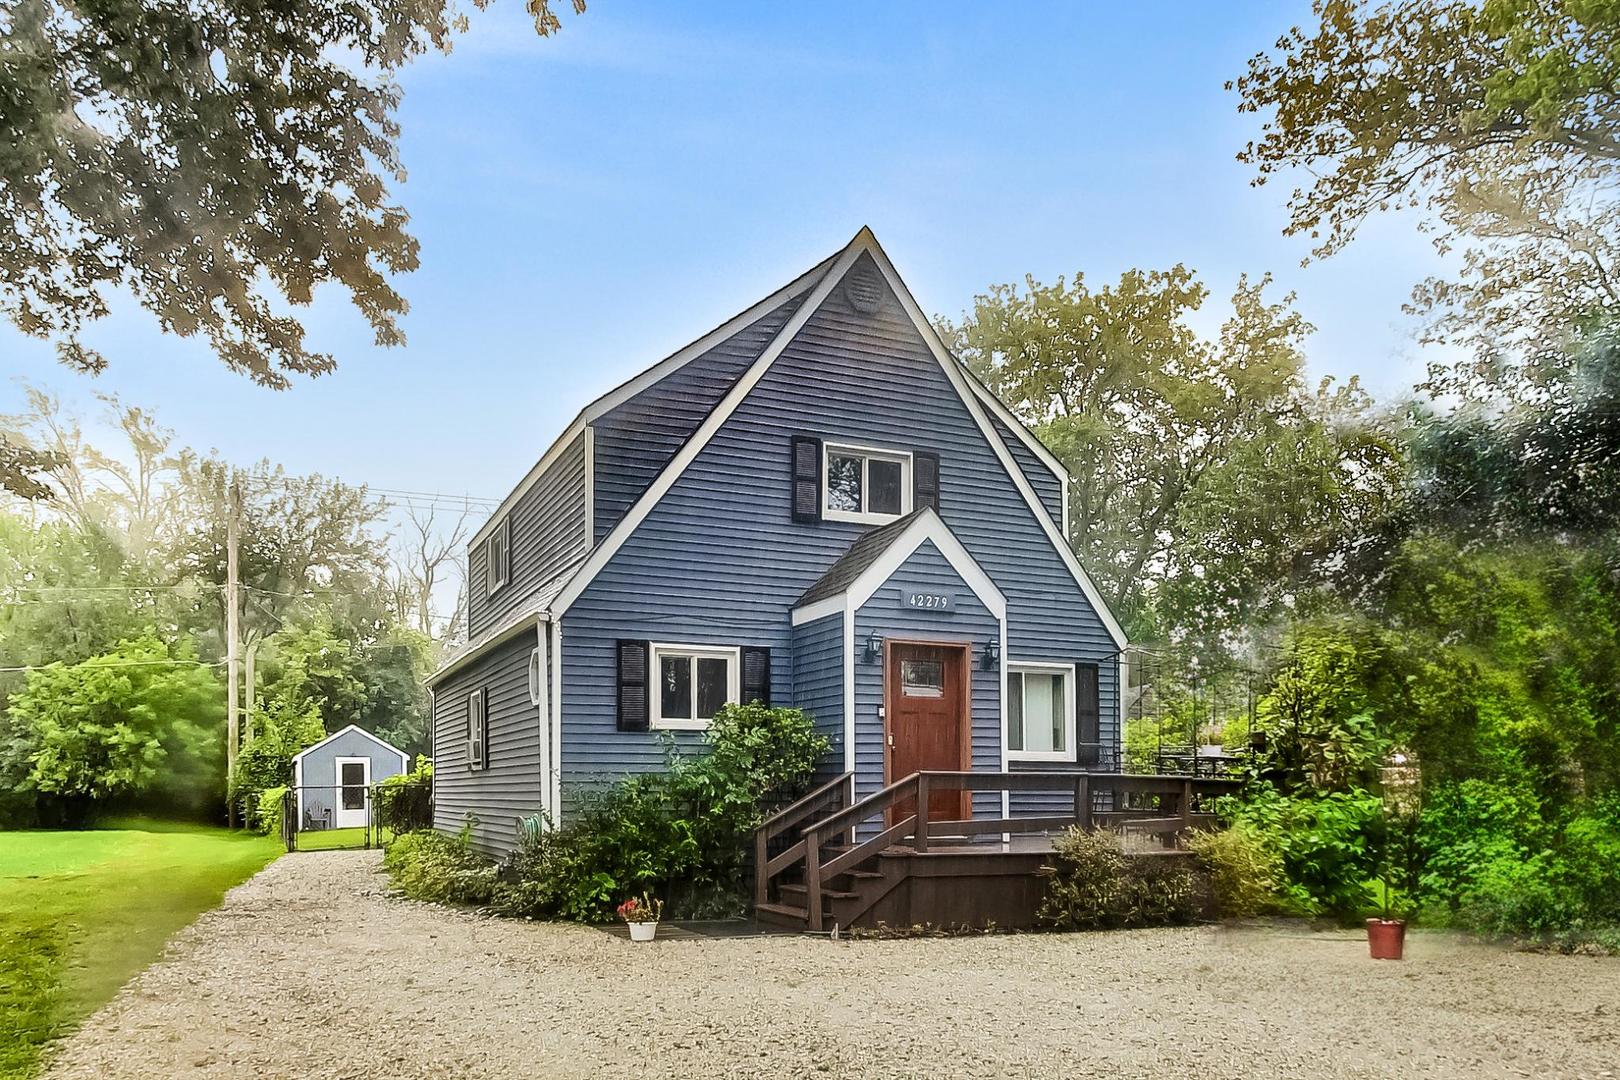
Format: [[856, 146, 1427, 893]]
[[42, 850, 1620, 1079]]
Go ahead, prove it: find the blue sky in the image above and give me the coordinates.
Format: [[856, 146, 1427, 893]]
[[1, 1, 1451, 508]]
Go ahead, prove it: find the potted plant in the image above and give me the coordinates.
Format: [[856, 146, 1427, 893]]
[[1367, 750, 1422, 960], [617, 893, 663, 942]]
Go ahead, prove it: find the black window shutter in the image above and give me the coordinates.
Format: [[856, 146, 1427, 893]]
[[790, 435, 822, 522], [1076, 662, 1100, 765], [617, 640, 650, 732], [741, 647, 771, 706], [914, 451, 940, 512]]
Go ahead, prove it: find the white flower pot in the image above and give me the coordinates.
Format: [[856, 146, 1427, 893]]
[[628, 920, 658, 942]]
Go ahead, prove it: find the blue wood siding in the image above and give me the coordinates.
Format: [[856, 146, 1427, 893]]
[[591, 298, 801, 542], [431, 631, 543, 857], [990, 411, 1064, 524], [561, 252, 1119, 795], [790, 612, 845, 781], [469, 430, 589, 640], [851, 540, 1001, 821]]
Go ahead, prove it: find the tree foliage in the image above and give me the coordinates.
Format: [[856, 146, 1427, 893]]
[[942, 266, 1401, 637], [0, 0, 582, 385]]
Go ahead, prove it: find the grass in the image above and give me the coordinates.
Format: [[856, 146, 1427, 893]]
[[292, 825, 400, 851], [0, 820, 281, 1079]]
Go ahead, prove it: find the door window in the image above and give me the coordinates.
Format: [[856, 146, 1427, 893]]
[[340, 762, 366, 810], [900, 658, 944, 697]]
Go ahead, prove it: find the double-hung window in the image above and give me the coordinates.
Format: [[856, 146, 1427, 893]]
[[1006, 663, 1075, 761], [466, 688, 488, 770], [650, 643, 739, 730], [822, 443, 912, 524]]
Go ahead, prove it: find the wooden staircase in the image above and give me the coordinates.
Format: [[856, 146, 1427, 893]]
[[753, 770, 1241, 933]]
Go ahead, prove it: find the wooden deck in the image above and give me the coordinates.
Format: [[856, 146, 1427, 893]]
[[754, 770, 1239, 932]]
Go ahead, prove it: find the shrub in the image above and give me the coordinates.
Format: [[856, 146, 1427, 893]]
[[374, 756, 434, 836], [383, 825, 496, 906], [492, 702, 828, 921], [1038, 827, 1198, 931], [1219, 783, 1381, 917], [232, 698, 324, 828], [256, 786, 289, 838], [1188, 822, 1284, 918]]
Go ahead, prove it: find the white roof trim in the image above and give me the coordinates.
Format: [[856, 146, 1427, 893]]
[[468, 253, 839, 551], [550, 236, 861, 615], [290, 723, 410, 768], [963, 376, 1068, 486], [858, 236, 1129, 650], [789, 509, 1005, 625], [427, 604, 549, 686], [550, 227, 1127, 649]]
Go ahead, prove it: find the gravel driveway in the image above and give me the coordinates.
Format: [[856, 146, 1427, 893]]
[[42, 850, 1620, 1079]]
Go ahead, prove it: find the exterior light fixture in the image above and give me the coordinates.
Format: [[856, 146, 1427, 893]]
[[981, 637, 1001, 670], [863, 630, 882, 665]]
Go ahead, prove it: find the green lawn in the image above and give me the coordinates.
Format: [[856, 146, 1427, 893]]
[[0, 821, 281, 1080], [293, 825, 399, 851]]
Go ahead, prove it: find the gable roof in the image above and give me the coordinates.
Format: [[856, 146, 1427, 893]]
[[467, 253, 838, 551], [547, 227, 1126, 649], [794, 509, 928, 608], [290, 724, 410, 767], [791, 508, 1005, 624]]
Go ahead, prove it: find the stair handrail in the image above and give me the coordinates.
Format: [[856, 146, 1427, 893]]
[[754, 772, 853, 910], [757, 771, 853, 843]]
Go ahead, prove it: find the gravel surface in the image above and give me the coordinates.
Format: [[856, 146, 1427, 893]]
[[42, 850, 1620, 1079]]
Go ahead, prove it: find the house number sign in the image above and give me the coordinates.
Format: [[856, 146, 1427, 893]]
[[905, 591, 952, 610]]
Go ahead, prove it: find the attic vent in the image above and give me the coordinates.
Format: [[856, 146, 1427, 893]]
[[844, 266, 883, 314]]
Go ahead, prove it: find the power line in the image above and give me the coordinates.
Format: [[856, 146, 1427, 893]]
[[0, 659, 226, 673]]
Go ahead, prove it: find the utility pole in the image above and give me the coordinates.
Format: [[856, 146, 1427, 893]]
[[244, 638, 257, 745], [226, 476, 241, 828]]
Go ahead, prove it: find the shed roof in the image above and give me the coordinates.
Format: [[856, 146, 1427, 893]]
[[289, 724, 410, 767]]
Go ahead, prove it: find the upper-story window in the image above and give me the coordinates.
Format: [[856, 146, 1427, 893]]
[[822, 442, 913, 525], [484, 516, 510, 597]]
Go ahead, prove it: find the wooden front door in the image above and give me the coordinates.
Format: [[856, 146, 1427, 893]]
[[885, 642, 970, 824]]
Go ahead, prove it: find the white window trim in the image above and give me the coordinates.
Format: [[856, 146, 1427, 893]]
[[1006, 661, 1076, 763], [466, 689, 486, 771], [649, 643, 740, 731], [485, 516, 510, 598], [821, 441, 913, 525]]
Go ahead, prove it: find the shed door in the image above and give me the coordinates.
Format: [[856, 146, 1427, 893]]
[[885, 642, 970, 825], [333, 758, 370, 829]]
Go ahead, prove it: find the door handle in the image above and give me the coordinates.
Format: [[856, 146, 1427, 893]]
[[887, 733, 895, 748]]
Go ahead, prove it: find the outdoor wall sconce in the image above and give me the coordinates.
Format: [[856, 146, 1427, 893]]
[[863, 630, 883, 664], [981, 638, 1001, 670]]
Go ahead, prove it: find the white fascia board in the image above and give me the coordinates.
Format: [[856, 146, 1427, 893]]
[[842, 612, 855, 773], [468, 254, 838, 552], [963, 375, 1069, 487], [844, 511, 1006, 621], [859, 239, 1130, 651], [551, 236, 864, 616], [791, 596, 847, 627], [426, 607, 549, 687], [290, 723, 408, 767]]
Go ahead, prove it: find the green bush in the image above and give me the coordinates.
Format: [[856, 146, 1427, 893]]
[[231, 698, 324, 829], [1218, 783, 1381, 917], [374, 756, 434, 835], [256, 786, 289, 838], [1038, 827, 1197, 931], [492, 702, 828, 921], [383, 825, 496, 906], [1188, 822, 1284, 918]]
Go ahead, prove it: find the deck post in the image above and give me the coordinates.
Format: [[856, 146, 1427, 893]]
[[1075, 775, 1092, 831], [754, 827, 769, 906], [1180, 778, 1194, 837], [804, 827, 823, 932], [914, 774, 930, 852]]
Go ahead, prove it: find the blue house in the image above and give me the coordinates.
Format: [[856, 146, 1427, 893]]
[[426, 229, 1134, 924]]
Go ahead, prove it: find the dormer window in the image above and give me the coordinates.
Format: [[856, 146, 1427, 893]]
[[485, 516, 510, 597], [823, 443, 913, 525]]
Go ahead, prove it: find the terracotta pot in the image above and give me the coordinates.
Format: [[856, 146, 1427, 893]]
[[1366, 917, 1406, 960], [628, 920, 658, 942]]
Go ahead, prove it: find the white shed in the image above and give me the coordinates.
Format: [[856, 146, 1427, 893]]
[[291, 725, 410, 831]]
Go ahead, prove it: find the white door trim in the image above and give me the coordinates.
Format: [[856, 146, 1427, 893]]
[[333, 756, 371, 829]]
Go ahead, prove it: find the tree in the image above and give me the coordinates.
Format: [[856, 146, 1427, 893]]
[[396, 503, 474, 637], [1, 0, 583, 387], [1233, 0, 1620, 379], [941, 267, 1401, 637], [0, 634, 224, 822]]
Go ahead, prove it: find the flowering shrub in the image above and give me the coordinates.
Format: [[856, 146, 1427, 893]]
[[616, 894, 663, 924]]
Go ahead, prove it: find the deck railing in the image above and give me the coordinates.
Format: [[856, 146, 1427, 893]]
[[758, 770, 1242, 931]]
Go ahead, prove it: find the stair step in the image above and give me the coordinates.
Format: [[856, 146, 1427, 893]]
[[779, 884, 858, 901], [753, 902, 811, 927]]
